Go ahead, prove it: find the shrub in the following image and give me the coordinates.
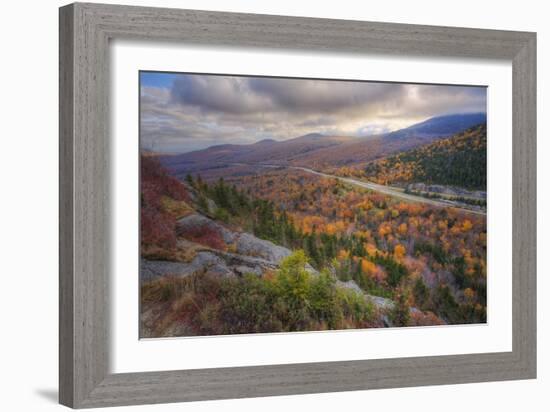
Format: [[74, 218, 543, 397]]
[[433, 285, 461, 323], [140, 155, 190, 251], [141, 155, 189, 202], [218, 273, 282, 334], [140, 251, 377, 336], [140, 204, 177, 249], [390, 288, 411, 327], [413, 277, 430, 310], [309, 270, 342, 328], [338, 287, 375, 325], [409, 310, 445, 326], [272, 250, 314, 329], [177, 224, 227, 251]]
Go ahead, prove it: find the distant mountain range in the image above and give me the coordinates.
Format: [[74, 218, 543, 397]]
[[160, 113, 486, 174], [385, 113, 487, 140]]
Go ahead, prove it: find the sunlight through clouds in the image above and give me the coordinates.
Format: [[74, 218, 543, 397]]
[[140, 72, 486, 153]]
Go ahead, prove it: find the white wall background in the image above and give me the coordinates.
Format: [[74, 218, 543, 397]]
[[0, 0, 546, 411]]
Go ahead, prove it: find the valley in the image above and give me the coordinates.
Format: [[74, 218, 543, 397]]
[[237, 164, 486, 215], [140, 115, 488, 337]]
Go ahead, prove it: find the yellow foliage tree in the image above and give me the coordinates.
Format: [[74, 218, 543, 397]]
[[394, 244, 406, 260], [462, 219, 473, 231], [398, 223, 408, 235], [337, 249, 350, 260]]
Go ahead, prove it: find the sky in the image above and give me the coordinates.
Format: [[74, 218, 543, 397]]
[[140, 72, 487, 153]]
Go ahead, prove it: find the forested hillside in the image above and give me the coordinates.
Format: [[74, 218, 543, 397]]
[[141, 156, 386, 336], [229, 169, 487, 325], [357, 125, 486, 190], [140, 156, 487, 337]]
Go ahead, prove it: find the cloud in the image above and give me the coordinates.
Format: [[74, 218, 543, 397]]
[[140, 73, 486, 153], [170, 75, 274, 114], [247, 77, 406, 114]]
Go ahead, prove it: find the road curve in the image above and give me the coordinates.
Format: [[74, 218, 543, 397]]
[[254, 164, 486, 216]]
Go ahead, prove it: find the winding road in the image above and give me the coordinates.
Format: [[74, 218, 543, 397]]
[[252, 164, 486, 216]]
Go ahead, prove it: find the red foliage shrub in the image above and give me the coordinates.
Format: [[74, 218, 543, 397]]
[[409, 310, 445, 326], [141, 156, 190, 203], [178, 225, 227, 251], [140, 155, 190, 250], [141, 205, 176, 249]]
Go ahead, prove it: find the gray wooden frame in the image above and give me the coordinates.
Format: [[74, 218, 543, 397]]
[[59, 2, 536, 408]]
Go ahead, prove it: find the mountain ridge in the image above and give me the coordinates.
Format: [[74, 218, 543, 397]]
[[160, 113, 487, 174]]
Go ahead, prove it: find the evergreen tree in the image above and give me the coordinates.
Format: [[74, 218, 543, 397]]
[[185, 173, 194, 187]]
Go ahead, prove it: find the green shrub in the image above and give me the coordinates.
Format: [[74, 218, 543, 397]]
[[413, 277, 430, 310], [390, 288, 411, 327], [337, 288, 375, 324], [309, 270, 343, 328], [141, 251, 378, 336], [218, 273, 282, 334]]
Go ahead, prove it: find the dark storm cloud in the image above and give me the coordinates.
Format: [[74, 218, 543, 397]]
[[140, 73, 487, 153], [246, 77, 406, 114], [170, 75, 273, 114]]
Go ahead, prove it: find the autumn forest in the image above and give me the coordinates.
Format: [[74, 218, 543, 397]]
[[139, 72, 487, 337]]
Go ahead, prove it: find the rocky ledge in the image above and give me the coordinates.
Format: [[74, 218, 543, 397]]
[[142, 211, 442, 327]]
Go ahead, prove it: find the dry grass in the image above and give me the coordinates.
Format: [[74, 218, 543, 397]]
[[160, 196, 194, 219], [141, 239, 212, 263]]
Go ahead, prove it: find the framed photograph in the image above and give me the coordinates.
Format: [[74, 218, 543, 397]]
[[59, 2, 536, 408]]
